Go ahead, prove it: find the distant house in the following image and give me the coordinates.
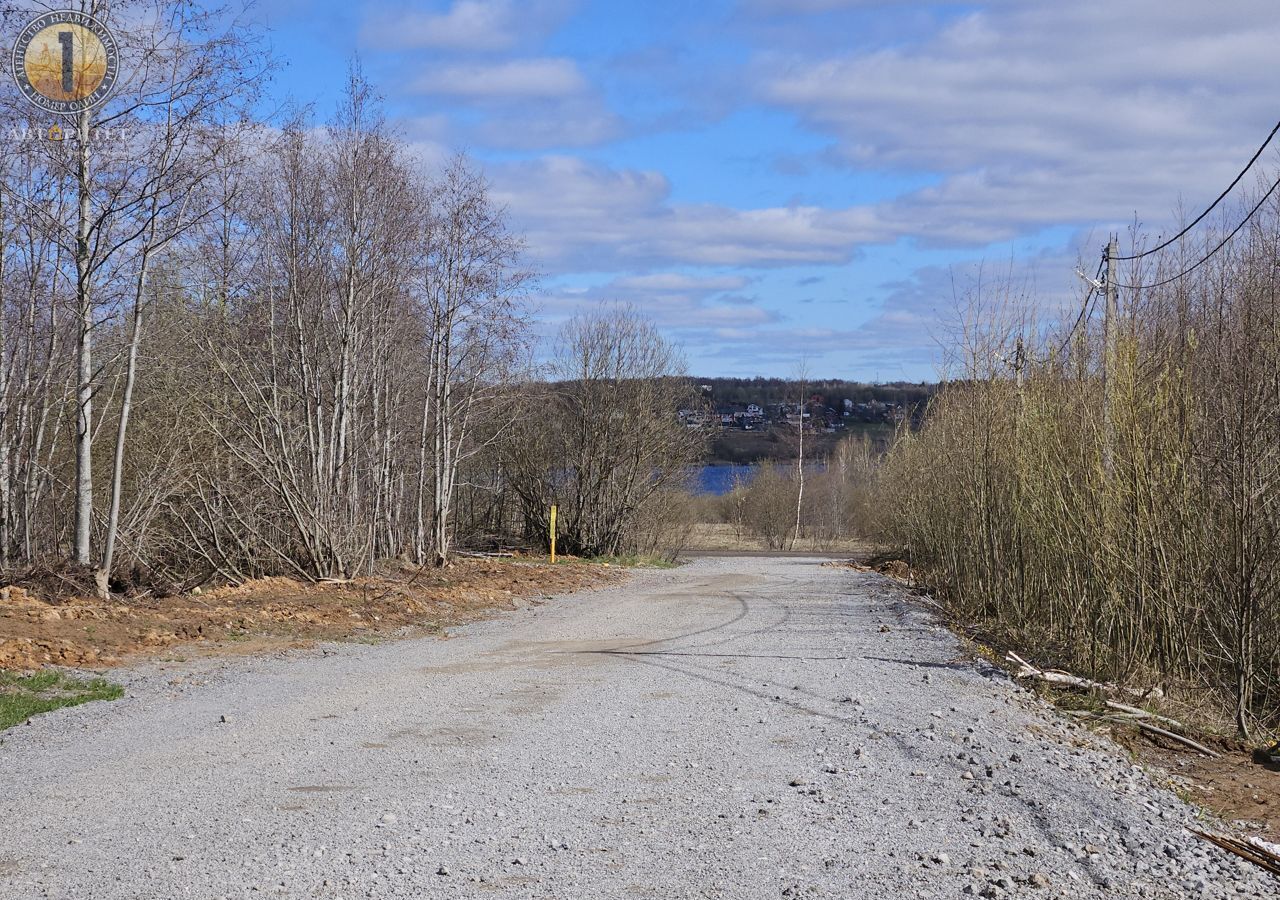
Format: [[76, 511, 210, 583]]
[[678, 409, 712, 429]]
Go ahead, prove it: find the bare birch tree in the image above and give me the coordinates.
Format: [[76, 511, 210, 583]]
[[0, 0, 262, 584], [94, 2, 262, 595], [414, 156, 530, 567]]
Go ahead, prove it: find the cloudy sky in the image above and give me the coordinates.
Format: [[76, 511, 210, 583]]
[[258, 0, 1280, 380]]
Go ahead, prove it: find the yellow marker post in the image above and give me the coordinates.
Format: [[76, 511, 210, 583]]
[[549, 505, 557, 563]]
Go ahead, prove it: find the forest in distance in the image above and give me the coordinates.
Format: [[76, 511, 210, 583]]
[[688, 377, 933, 408]]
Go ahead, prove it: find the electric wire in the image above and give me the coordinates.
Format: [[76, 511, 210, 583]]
[[1056, 259, 1106, 355], [1113, 170, 1280, 290], [1114, 119, 1280, 261]]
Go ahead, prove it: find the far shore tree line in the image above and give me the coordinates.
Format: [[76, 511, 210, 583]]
[[0, 1, 704, 595], [691, 376, 932, 409]]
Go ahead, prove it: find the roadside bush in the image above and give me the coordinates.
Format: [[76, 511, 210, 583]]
[[740, 464, 798, 549], [877, 186, 1280, 738]]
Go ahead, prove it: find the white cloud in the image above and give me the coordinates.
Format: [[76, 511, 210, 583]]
[[483, 2, 1280, 276], [409, 58, 589, 99], [491, 156, 893, 270], [757, 1, 1280, 242], [612, 274, 751, 292], [361, 0, 571, 52], [744, 0, 920, 11], [536, 272, 777, 336], [743, 0, 1017, 12], [472, 99, 624, 149]]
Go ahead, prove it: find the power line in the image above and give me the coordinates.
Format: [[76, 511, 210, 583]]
[[1056, 258, 1105, 355], [1115, 119, 1280, 261], [1114, 170, 1280, 290]]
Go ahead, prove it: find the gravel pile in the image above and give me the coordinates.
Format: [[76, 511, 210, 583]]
[[0, 557, 1271, 898]]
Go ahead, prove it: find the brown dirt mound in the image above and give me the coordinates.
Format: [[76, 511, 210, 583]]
[[0, 559, 622, 671], [875, 558, 912, 580], [822, 555, 915, 583]]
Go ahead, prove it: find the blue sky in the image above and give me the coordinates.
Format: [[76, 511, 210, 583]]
[[252, 0, 1280, 380]]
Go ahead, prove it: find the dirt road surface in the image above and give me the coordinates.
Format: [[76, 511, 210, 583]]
[[0, 557, 1271, 899]]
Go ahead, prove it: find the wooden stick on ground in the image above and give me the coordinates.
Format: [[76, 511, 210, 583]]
[[1059, 708, 1219, 759], [1005, 651, 1109, 691], [1004, 651, 1164, 699], [1103, 700, 1189, 731], [1190, 828, 1280, 876], [1111, 718, 1220, 758]]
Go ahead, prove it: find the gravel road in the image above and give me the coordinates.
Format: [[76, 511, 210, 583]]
[[0, 557, 1272, 899]]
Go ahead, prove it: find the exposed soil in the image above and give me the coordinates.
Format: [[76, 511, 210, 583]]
[[1112, 727, 1280, 843], [0, 559, 623, 671], [822, 555, 914, 581]]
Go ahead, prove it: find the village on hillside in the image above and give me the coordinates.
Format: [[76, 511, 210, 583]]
[[679, 383, 911, 433]]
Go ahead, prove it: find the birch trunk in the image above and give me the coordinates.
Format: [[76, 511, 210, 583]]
[[96, 246, 151, 597], [73, 106, 94, 565]]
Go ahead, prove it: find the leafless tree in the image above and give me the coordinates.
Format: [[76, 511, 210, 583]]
[[506, 305, 703, 558], [94, 2, 263, 596], [205, 73, 420, 580], [879, 182, 1280, 737], [789, 360, 808, 551], [0, 0, 262, 593], [414, 156, 530, 567]]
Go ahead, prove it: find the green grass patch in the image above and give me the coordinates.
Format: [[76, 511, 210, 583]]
[[0, 669, 124, 730]]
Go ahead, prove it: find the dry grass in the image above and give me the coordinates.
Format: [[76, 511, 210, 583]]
[[685, 523, 875, 554]]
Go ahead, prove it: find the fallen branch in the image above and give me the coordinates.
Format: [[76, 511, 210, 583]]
[[1113, 718, 1220, 758], [912, 593, 949, 615], [1034, 686, 1213, 757], [1006, 651, 1110, 691], [1254, 836, 1280, 858], [1104, 700, 1187, 731], [1004, 651, 1163, 699], [1190, 828, 1280, 876]]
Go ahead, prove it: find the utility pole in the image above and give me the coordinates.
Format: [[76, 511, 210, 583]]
[[1014, 334, 1025, 391], [1014, 333, 1026, 421], [1102, 235, 1118, 476]]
